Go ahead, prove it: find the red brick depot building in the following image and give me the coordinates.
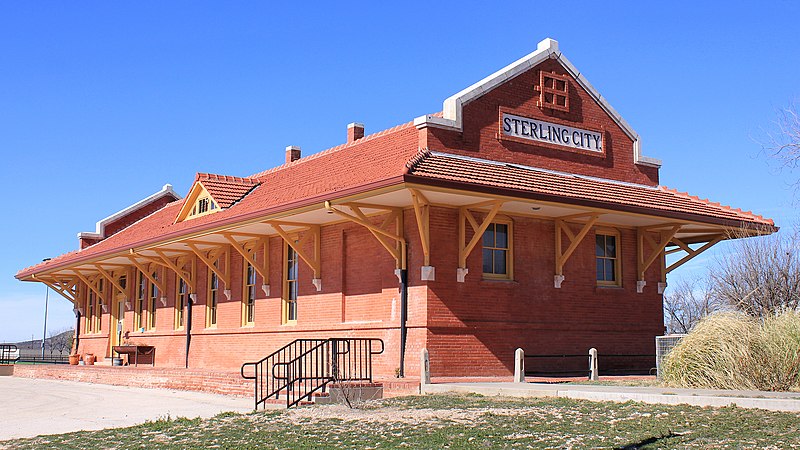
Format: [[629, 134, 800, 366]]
[[16, 38, 774, 381]]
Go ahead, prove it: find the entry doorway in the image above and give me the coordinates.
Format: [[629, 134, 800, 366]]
[[110, 299, 125, 356]]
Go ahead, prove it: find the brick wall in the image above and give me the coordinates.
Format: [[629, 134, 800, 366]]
[[424, 206, 663, 377], [424, 58, 659, 186]]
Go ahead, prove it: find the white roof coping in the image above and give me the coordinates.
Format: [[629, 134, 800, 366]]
[[414, 38, 662, 168], [347, 122, 365, 129], [286, 145, 302, 151], [77, 184, 181, 239]]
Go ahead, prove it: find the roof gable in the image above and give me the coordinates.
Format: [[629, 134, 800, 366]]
[[175, 173, 260, 223], [414, 38, 661, 168]]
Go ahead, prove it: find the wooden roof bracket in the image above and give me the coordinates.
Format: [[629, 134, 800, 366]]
[[636, 225, 682, 294], [127, 254, 168, 305], [457, 200, 504, 282], [265, 221, 323, 291], [186, 242, 233, 299], [324, 201, 406, 282], [152, 249, 196, 294], [222, 234, 271, 296], [35, 274, 78, 306], [71, 270, 107, 311], [92, 264, 130, 307], [554, 214, 600, 288], [409, 189, 434, 281], [661, 234, 725, 293]]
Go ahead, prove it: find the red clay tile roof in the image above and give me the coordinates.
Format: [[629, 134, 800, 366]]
[[16, 121, 420, 279], [405, 151, 775, 229], [196, 173, 260, 209], [15, 123, 775, 280]]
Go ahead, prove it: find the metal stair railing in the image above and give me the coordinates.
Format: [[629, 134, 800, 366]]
[[0, 344, 19, 365], [241, 338, 384, 409]]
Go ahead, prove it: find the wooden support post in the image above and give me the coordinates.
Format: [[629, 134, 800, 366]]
[[636, 225, 681, 293], [554, 214, 600, 288], [410, 189, 434, 281]]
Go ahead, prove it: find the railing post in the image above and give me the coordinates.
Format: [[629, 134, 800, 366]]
[[589, 348, 599, 381], [514, 348, 525, 383]]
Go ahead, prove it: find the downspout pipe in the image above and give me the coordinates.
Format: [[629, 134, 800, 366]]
[[185, 294, 195, 368], [74, 308, 81, 354], [398, 267, 408, 378]]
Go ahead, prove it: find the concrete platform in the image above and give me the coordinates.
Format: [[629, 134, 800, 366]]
[[0, 377, 254, 441], [421, 381, 800, 412]]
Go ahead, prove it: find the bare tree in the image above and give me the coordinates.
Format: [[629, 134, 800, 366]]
[[664, 277, 723, 334], [762, 101, 800, 189], [708, 229, 800, 317], [48, 328, 72, 356]]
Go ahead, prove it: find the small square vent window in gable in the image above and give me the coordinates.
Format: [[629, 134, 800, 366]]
[[175, 173, 260, 223], [536, 71, 570, 112]]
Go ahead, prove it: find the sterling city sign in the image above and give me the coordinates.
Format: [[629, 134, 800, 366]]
[[501, 112, 603, 152]]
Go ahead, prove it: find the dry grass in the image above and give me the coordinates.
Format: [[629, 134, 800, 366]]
[[662, 311, 800, 391]]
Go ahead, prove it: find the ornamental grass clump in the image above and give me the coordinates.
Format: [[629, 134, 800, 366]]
[[661, 311, 800, 391]]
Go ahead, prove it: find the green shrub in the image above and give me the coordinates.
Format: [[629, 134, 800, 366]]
[[661, 311, 800, 391]]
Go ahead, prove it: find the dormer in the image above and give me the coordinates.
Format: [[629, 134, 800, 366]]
[[175, 173, 260, 223]]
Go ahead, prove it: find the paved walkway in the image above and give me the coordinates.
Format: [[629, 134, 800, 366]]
[[0, 377, 253, 441], [422, 381, 800, 412]]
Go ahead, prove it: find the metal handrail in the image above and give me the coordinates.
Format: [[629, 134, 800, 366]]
[[241, 338, 384, 409], [0, 344, 19, 364]]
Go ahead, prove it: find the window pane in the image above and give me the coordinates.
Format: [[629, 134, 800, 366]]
[[288, 301, 297, 321], [495, 224, 508, 248], [288, 281, 297, 301], [605, 236, 616, 258], [596, 259, 604, 280], [482, 249, 493, 273], [494, 250, 507, 275], [596, 235, 605, 257], [605, 259, 616, 282], [482, 225, 494, 247]]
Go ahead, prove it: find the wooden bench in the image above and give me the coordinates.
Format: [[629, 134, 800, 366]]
[[112, 345, 155, 367]]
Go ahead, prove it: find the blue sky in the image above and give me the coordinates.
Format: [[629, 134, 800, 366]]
[[1, 2, 799, 342]]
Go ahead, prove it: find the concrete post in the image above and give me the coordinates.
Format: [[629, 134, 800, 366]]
[[589, 347, 599, 381], [514, 348, 525, 383], [420, 348, 431, 385]]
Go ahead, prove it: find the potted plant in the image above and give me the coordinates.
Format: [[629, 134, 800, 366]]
[[68, 353, 80, 365], [84, 353, 95, 365]]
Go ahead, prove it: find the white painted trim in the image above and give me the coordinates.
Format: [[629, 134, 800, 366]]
[[77, 184, 181, 239], [414, 38, 661, 168]]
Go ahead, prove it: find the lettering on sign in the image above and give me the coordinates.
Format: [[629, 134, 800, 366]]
[[501, 113, 602, 152]]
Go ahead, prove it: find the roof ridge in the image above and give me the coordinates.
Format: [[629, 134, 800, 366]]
[[249, 120, 415, 179], [405, 147, 432, 172], [196, 173, 260, 184]]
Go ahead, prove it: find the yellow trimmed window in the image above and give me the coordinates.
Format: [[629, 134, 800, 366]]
[[242, 263, 256, 326], [86, 290, 95, 333], [96, 279, 103, 333], [596, 231, 621, 286], [207, 266, 219, 328], [283, 243, 298, 324], [175, 278, 187, 329], [147, 271, 158, 330], [134, 271, 145, 331], [482, 221, 513, 279]]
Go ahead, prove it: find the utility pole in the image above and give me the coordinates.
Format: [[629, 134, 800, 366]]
[[40, 257, 51, 359]]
